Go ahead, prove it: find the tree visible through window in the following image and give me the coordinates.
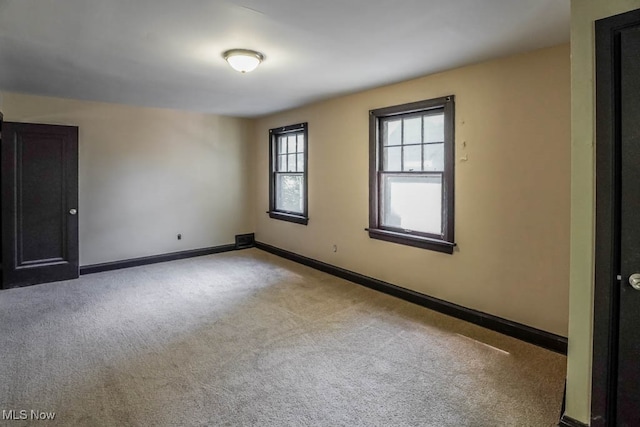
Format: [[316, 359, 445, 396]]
[[268, 123, 309, 225], [368, 96, 455, 253]]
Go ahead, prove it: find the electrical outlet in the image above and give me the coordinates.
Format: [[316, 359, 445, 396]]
[[177, 234, 182, 240], [332, 244, 338, 253]]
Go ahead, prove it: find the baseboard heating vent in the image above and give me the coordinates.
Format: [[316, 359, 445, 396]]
[[235, 233, 255, 249]]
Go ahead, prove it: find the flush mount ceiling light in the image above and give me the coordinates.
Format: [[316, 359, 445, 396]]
[[223, 49, 264, 73]]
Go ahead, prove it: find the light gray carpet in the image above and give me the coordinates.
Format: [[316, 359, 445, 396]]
[[0, 248, 566, 426]]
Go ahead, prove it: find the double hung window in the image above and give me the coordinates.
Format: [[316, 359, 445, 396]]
[[268, 123, 309, 225], [368, 96, 455, 253]]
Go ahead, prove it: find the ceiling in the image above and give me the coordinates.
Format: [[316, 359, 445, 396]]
[[0, 0, 570, 118]]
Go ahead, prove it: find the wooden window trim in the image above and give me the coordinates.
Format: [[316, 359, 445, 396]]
[[268, 122, 309, 225], [368, 96, 455, 253]]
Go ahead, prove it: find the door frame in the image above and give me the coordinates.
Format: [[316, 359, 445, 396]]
[[593, 8, 640, 426]]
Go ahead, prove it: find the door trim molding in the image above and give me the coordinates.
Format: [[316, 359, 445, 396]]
[[255, 241, 567, 354], [593, 8, 640, 426]]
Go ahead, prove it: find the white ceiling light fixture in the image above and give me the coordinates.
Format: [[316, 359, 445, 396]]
[[223, 49, 264, 73]]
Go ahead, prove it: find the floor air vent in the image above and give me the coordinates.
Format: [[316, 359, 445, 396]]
[[235, 233, 255, 249]]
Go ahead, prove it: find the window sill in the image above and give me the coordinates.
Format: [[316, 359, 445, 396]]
[[268, 211, 309, 225], [366, 228, 455, 254]]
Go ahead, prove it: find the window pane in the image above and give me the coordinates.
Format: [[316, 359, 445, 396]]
[[297, 134, 305, 153], [277, 154, 287, 172], [424, 113, 444, 143], [383, 119, 402, 146], [287, 154, 297, 172], [383, 146, 402, 171], [288, 136, 297, 153], [423, 143, 444, 171], [278, 136, 287, 154], [404, 117, 422, 144], [297, 153, 304, 172], [276, 174, 304, 213], [381, 175, 442, 235], [403, 145, 422, 171]]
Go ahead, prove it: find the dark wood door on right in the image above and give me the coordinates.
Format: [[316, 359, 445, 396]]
[[617, 22, 640, 427], [1, 122, 79, 289], [592, 7, 640, 427]]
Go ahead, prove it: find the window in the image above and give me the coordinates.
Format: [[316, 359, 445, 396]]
[[368, 96, 455, 254], [268, 122, 309, 225]]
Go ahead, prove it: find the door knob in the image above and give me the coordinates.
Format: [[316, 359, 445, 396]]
[[69, 208, 77, 215], [629, 274, 640, 290]]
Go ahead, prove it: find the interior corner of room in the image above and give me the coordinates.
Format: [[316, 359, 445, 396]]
[[1, 1, 639, 426]]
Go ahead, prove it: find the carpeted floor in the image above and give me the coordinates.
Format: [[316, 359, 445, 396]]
[[0, 248, 566, 426]]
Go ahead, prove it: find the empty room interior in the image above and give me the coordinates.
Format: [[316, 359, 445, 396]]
[[0, 1, 638, 426]]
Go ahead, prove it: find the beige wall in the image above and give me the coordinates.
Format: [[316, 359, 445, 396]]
[[567, 1, 640, 424], [3, 92, 254, 266], [254, 45, 571, 336]]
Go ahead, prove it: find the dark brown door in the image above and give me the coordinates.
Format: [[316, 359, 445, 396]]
[[1, 122, 79, 288], [593, 8, 640, 427], [617, 22, 640, 427]]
